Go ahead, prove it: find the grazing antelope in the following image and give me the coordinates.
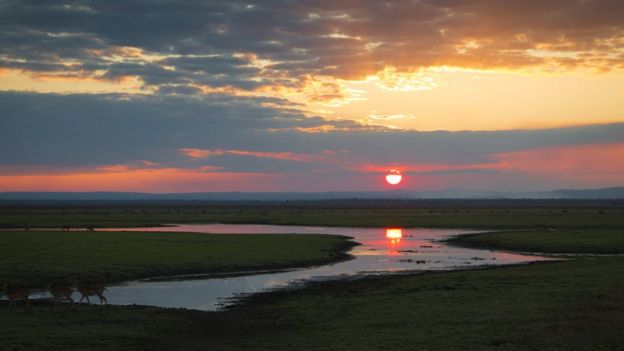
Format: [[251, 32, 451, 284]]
[[1, 283, 30, 309], [76, 284, 108, 304], [47, 284, 74, 304]]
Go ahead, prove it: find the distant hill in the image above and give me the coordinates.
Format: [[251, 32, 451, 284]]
[[0, 187, 623, 201], [543, 187, 624, 199]]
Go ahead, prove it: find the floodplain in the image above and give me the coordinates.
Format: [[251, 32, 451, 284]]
[[1, 200, 623, 350]]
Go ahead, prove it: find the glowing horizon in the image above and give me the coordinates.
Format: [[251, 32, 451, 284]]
[[0, 1, 622, 192]]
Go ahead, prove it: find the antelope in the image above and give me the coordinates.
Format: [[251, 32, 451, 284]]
[[47, 284, 74, 304], [76, 283, 107, 304], [1, 283, 30, 309]]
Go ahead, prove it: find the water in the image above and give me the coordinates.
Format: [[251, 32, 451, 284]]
[[86, 224, 553, 311]]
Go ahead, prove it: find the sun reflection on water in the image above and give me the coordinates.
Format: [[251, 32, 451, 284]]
[[385, 228, 403, 245]]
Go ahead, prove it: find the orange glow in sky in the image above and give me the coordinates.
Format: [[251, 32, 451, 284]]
[[0, 142, 622, 192], [0, 1, 623, 193], [323, 68, 624, 131]]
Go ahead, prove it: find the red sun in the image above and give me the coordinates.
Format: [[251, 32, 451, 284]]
[[385, 170, 402, 185]]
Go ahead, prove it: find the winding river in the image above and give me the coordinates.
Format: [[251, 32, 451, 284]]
[[73, 224, 553, 311]]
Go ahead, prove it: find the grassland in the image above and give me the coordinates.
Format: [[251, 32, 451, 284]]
[[0, 304, 205, 351], [2, 202, 624, 350], [1, 202, 624, 229], [446, 228, 624, 254], [0, 231, 355, 287], [4, 258, 623, 350], [203, 258, 624, 351]]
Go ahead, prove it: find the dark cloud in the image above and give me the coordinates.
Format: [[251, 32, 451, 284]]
[[1, 2, 623, 190], [1, 92, 622, 174], [0, 91, 361, 167], [156, 84, 202, 95], [1, 0, 623, 93]]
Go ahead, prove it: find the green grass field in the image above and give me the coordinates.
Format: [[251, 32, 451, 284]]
[[0, 304, 204, 351], [0, 231, 355, 287], [4, 258, 623, 350], [2, 206, 624, 229], [2, 204, 624, 350], [446, 228, 624, 254], [203, 258, 624, 350]]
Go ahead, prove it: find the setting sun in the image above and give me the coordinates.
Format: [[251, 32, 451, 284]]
[[385, 170, 403, 185]]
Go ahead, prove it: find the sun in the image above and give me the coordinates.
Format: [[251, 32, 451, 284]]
[[385, 170, 402, 185]]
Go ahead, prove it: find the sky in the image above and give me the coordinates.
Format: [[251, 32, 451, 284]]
[[0, 0, 623, 193]]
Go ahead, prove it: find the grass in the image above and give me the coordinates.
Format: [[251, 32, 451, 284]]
[[3, 259, 623, 350], [2, 206, 624, 229], [445, 228, 624, 254], [2, 204, 624, 350], [0, 304, 204, 351], [0, 231, 356, 287], [202, 258, 624, 350]]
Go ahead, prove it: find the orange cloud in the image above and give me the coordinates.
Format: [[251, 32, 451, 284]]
[[180, 148, 333, 162], [354, 162, 501, 174], [0, 68, 145, 94], [226, 150, 320, 162], [1, 143, 622, 193], [353, 142, 624, 183], [96, 164, 132, 172], [179, 148, 226, 159], [0, 167, 278, 192], [491, 142, 624, 175]]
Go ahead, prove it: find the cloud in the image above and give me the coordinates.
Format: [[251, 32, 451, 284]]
[[0, 91, 366, 167], [180, 148, 225, 159], [0, 167, 281, 192], [180, 147, 334, 162], [1, 1, 623, 191], [1, 0, 623, 97], [0, 91, 622, 191], [491, 142, 624, 175]]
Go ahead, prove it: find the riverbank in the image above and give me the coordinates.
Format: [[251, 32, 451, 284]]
[[444, 228, 624, 255], [2, 205, 624, 350], [4, 257, 623, 350], [192, 224, 624, 349]]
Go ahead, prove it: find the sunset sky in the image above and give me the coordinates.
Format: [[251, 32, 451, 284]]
[[1, 0, 623, 192]]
